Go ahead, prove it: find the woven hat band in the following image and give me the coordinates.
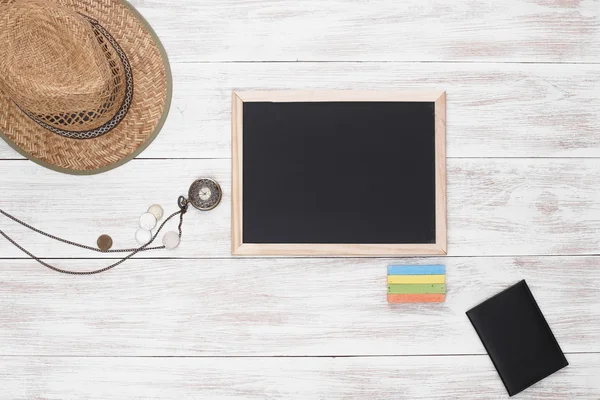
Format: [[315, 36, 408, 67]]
[[0, 0, 132, 138]]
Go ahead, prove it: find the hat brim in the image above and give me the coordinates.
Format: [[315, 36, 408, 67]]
[[0, 0, 172, 175]]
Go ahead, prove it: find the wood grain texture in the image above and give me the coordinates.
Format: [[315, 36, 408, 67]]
[[1, 62, 599, 160], [435, 92, 448, 251], [0, 256, 598, 356], [1, 354, 598, 399], [234, 243, 447, 257], [231, 92, 244, 253], [2, 158, 600, 258], [235, 90, 446, 102], [1, 0, 599, 397], [127, 0, 600, 63]]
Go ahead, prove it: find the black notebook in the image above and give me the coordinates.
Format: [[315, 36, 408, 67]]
[[466, 280, 568, 397]]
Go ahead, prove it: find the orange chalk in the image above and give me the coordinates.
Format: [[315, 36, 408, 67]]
[[387, 293, 446, 303]]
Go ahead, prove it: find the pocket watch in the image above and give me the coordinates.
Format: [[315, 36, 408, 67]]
[[188, 178, 222, 211]]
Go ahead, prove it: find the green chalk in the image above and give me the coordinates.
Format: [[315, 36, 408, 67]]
[[388, 284, 446, 294]]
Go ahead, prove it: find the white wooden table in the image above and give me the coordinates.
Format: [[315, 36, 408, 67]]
[[1, 0, 599, 398]]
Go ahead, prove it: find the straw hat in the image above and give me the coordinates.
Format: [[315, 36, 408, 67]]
[[0, 0, 172, 174]]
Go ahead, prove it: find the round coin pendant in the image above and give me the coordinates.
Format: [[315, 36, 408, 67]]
[[97, 234, 113, 251], [188, 178, 222, 211]]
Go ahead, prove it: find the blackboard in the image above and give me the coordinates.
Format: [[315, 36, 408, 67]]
[[232, 91, 446, 256]]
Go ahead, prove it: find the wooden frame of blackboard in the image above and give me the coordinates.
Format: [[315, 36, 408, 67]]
[[232, 90, 447, 256]]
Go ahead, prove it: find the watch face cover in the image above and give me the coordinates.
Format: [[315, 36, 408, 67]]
[[466, 280, 568, 397]]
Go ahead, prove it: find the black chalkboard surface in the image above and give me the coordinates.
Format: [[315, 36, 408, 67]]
[[232, 91, 446, 256]]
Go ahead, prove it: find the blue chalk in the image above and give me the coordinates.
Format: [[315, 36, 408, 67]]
[[387, 265, 445, 275]]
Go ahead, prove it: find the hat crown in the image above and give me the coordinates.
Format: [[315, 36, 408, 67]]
[[0, 0, 128, 133]]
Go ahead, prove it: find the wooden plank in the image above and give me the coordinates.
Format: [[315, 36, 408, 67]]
[[2, 158, 600, 258], [1, 354, 598, 399], [0, 256, 598, 356], [235, 90, 446, 102], [234, 243, 447, 257], [435, 92, 448, 251], [231, 92, 244, 254], [1, 62, 599, 160], [128, 0, 600, 63], [0, 159, 229, 259]]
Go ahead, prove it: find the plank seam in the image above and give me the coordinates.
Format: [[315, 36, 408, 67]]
[[3, 254, 600, 261], [0, 352, 596, 358]]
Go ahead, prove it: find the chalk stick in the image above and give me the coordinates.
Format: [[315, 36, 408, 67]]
[[387, 274, 446, 284], [387, 294, 446, 303], [388, 283, 446, 294], [387, 265, 445, 275]]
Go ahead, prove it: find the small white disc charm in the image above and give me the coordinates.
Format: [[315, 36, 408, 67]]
[[148, 204, 164, 221], [139, 212, 157, 230], [162, 231, 180, 249], [135, 228, 152, 245]]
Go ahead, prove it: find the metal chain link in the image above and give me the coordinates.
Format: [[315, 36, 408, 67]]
[[0, 197, 189, 275]]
